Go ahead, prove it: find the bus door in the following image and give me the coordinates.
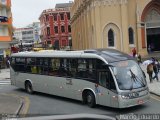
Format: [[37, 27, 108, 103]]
[[97, 69, 118, 107], [97, 70, 111, 106]]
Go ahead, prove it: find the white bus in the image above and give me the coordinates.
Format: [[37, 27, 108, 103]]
[[10, 49, 150, 108]]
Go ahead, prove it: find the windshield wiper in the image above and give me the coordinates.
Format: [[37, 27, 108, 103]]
[[129, 69, 145, 90]]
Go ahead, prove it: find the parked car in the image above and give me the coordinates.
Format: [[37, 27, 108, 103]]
[[0, 16, 8, 22]]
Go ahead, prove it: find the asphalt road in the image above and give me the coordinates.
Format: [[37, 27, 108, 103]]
[[0, 84, 160, 118]]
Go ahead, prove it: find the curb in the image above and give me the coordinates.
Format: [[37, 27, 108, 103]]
[[0, 94, 24, 115], [15, 97, 24, 115], [150, 91, 160, 97]]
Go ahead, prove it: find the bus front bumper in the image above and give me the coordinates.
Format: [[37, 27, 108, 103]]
[[118, 93, 150, 108]]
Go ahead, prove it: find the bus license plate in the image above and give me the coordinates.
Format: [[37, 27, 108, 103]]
[[138, 100, 144, 104]]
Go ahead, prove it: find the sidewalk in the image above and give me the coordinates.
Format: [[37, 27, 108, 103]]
[[140, 64, 160, 96], [0, 94, 23, 114], [0, 69, 23, 115]]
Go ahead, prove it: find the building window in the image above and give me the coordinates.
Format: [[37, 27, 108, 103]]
[[46, 15, 49, 21], [129, 27, 134, 44], [54, 26, 58, 33], [60, 14, 64, 20], [61, 26, 65, 33], [67, 13, 70, 20], [68, 25, 71, 33], [53, 14, 57, 21], [47, 27, 50, 35], [108, 29, 114, 47]]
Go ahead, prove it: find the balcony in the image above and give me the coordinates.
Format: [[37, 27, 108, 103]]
[[0, 17, 12, 25], [0, 36, 12, 41]]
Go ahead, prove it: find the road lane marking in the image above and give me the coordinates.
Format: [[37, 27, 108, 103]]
[[0, 80, 11, 85]]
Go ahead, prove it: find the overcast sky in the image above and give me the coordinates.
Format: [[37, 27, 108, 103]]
[[11, 0, 72, 28]]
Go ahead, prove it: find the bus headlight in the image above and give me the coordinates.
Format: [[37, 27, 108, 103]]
[[121, 95, 130, 99]]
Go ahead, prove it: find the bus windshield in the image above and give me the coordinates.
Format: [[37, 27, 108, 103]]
[[110, 60, 146, 90]]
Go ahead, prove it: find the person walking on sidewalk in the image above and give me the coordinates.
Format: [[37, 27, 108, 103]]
[[153, 61, 159, 81], [132, 48, 136, 57], [147, 63, 154, 83], [137, 54, 142, 64]]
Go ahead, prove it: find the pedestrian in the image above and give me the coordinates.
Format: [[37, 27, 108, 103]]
[[132, 48, 136, 57], [152, 61, 159, 81], [5, 55, 10, 68], [148, 45, 151, 53], [137, 54, 142, 64], [147, 63, 154, 83]]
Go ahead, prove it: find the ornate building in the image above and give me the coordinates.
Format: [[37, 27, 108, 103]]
[[39, 3, 72, 50], [71, 0, 160, 55]]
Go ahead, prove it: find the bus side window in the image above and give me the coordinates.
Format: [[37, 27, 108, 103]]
[[77, 59, 87, 79], [98, 71, 109, 88], [36, 58, 43, 74], [86, 59, 96, 81], [26, 58, 36, 73], [15, 57, 26, 72], [43, 58, 49, 75], [68, 59, 78, 78]]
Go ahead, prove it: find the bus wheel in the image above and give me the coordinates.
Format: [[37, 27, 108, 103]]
[[86, 91, 95, 108], [25, 81, 33, 94]]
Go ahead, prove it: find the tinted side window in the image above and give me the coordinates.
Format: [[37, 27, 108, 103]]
[[43, 58, 49, 75], [67, 59, 78, 78], [35, 58, 49, 75], [15, 58, 26, 72], [98, 71, 110, 88], [76, 59, 96, 81], [48, 58, 67, 77], [26, 58, 36, 73], [86, 59, 96, 81], [77, 59, 87, 79]]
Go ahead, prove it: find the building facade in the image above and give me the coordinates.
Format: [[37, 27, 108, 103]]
[[0, 0, 12, 56], [14, 27, 34, 44], [71, 0, 160, 55], [39, 3, 72, 50], [25, 22, 41, 43]]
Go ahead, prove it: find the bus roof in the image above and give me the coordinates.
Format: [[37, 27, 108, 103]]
[[11, 49, 134, 63]]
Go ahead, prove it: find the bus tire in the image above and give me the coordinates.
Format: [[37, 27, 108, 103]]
[[25, 81, 33, 94], [86, 91, 96, 108]]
